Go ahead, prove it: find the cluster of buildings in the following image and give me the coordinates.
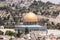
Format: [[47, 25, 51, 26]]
[[0, 0, 34, 7], [0, 0, 60, 40], [0, 12, 47, 40], [0, 0, 43, 7], [0, 12, 60, 40]]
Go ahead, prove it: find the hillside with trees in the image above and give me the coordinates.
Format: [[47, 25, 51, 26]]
[[0, 0, 60, 29]]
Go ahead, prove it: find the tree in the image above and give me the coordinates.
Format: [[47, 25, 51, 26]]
[[47, 22, 56, 29], [39, 18, 49, 26], [51, 22, 55, 25], [47, 23, 53, 29], [0, 30, 4, 35], [5, 30, 15, 40], [5, 30, 15, 36], [56, 23, 60, 29], [25, 27, 29, 34], [17, 29, 22, 38]]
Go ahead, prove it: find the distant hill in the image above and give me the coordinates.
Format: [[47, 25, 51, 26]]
[[0, 0, 5, 2], [29, 0, 55, 8], [45, 1, 55, 6]]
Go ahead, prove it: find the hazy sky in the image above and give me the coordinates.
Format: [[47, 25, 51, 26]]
[[40, 0, 60, 4]]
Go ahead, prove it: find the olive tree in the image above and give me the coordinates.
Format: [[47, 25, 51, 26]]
[[16, 29, 22, 38], [0, 30, 4, 35], [5, 30, 15, 40], [25, 27, 29, 34]]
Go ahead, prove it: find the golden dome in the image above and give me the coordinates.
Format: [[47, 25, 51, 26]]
[[23, 12, 38, 22]]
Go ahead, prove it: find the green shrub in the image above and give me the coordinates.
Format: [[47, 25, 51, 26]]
[[5, 30, 15, 36], [0, 30, 4, 35], [25, 27, 29, 34]]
